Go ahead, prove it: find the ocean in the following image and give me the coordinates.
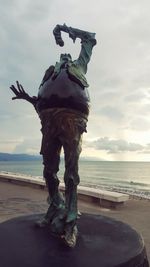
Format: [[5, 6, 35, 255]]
[[0, 160, 150, 199]]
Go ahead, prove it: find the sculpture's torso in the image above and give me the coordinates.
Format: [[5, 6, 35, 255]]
[[37, 68, 90, 115]]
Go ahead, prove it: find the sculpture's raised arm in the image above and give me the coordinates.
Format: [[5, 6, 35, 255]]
[[53, 24, 97, 74], [10, 81, 38, 108], [53, 23, 96, 46]]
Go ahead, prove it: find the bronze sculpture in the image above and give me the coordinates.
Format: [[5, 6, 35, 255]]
[[10, 24, 96, 248]]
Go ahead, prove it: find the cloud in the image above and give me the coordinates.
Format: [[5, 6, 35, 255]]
[[0, 138, 23, 153], [13, 138, 41, 154], [139, 143, 150, 154], [130, 118, 150, 131], [86, 137, 144, 154], [139, 150, 150, 154], [124, 92, 147, 103], [99, 106, 124, 122], [1, 0, 150, 161]]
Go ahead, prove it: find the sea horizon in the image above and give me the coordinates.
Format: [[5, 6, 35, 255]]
[[0, 152, 150, 163]]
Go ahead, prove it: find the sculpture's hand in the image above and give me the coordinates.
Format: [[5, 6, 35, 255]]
[[10, 81, 37, 107], [10, 81, 29, 100], [53, 25, 64, 47], [53, 24, 76, 47]]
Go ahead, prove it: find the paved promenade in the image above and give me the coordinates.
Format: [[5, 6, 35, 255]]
[[0, 180, 150, 261]]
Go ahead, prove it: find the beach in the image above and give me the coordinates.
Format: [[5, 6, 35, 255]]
[[0, 180, 150, 261]]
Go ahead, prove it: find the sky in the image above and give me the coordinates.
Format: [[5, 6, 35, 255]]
[[0, 0, 150, 161]]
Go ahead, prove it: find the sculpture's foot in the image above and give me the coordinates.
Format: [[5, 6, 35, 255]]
[[35, 206, 62, 228], [50, 209, 66, 234], [35, 217, 50, 228], [61, 224, 78, 248]]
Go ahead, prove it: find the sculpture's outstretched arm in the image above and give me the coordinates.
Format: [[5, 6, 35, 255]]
[[10, 81, 38, 108], [53, 24, 97, 74]]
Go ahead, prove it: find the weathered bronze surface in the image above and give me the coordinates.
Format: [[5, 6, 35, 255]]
[[10, 24, 96, 247]]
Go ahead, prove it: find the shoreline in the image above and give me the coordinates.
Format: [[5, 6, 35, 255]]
[[0, 170, 150, 201]]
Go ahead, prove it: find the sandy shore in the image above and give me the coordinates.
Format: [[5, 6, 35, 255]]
[[0, 180, 149, 261]]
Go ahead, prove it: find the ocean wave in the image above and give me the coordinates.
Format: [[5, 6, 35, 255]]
[[79, 182, 150, 200]]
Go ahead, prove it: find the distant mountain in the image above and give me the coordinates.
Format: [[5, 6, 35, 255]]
[[0, 153, 104, 162], [0, 153, 42, 161]]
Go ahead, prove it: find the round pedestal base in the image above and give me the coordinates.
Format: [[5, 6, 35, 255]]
[[0, 214, 149, 267]]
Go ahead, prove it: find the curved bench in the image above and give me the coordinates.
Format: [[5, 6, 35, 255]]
[[0, 172, 129, 208]]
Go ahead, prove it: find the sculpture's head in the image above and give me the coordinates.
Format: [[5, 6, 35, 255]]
[[60, 53, 72, 63]]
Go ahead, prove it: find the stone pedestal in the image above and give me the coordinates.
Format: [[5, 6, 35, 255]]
[[0, 214, 149, 267]]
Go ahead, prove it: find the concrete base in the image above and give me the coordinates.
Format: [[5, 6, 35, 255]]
[[0, 214, 149, 267]]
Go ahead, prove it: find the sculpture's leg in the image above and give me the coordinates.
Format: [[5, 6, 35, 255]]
[[36, 138, 65, 227], [66, 182, 77, 222], [56, 111, 87, 247], [63, 180, 78, 248], [61, 132, 82, 247]]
